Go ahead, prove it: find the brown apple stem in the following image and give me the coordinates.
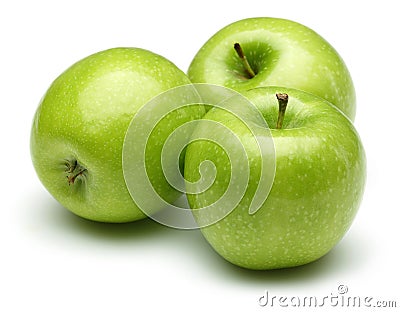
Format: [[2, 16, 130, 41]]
[[276, 93, 289, 129], [234, 43, 256, 78]]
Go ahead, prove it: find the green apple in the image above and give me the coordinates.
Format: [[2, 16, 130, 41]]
[[31, 47, 205, 223], [188, 17, 356, 120], [184, 86, 366, 270]]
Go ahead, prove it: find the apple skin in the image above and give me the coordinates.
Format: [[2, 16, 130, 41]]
[[188, 17, 356, 120], [184, 86, 366, 270], [31, 47, 204, 223]]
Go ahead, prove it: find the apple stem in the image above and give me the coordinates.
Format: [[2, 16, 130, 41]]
[[276, 93, 289, 129], [65, 159, 87, 185], [234, 43, 256, 78]]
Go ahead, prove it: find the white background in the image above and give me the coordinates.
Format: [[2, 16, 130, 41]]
[[1, 0, 399, 311]]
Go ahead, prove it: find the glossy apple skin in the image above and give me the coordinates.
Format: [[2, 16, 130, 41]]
[[188, 17, 356, 120], [184, 87, 366, 269], [31, 48, 204, 223]]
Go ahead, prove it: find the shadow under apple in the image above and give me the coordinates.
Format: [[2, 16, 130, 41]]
[[40, 197, 186, 244], [22, 190, 369, 285]]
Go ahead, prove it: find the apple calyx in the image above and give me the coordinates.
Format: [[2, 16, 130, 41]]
[[65, 159, 87, 185], [276, 93, 289, 129], [233, 43, 256, 79]]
